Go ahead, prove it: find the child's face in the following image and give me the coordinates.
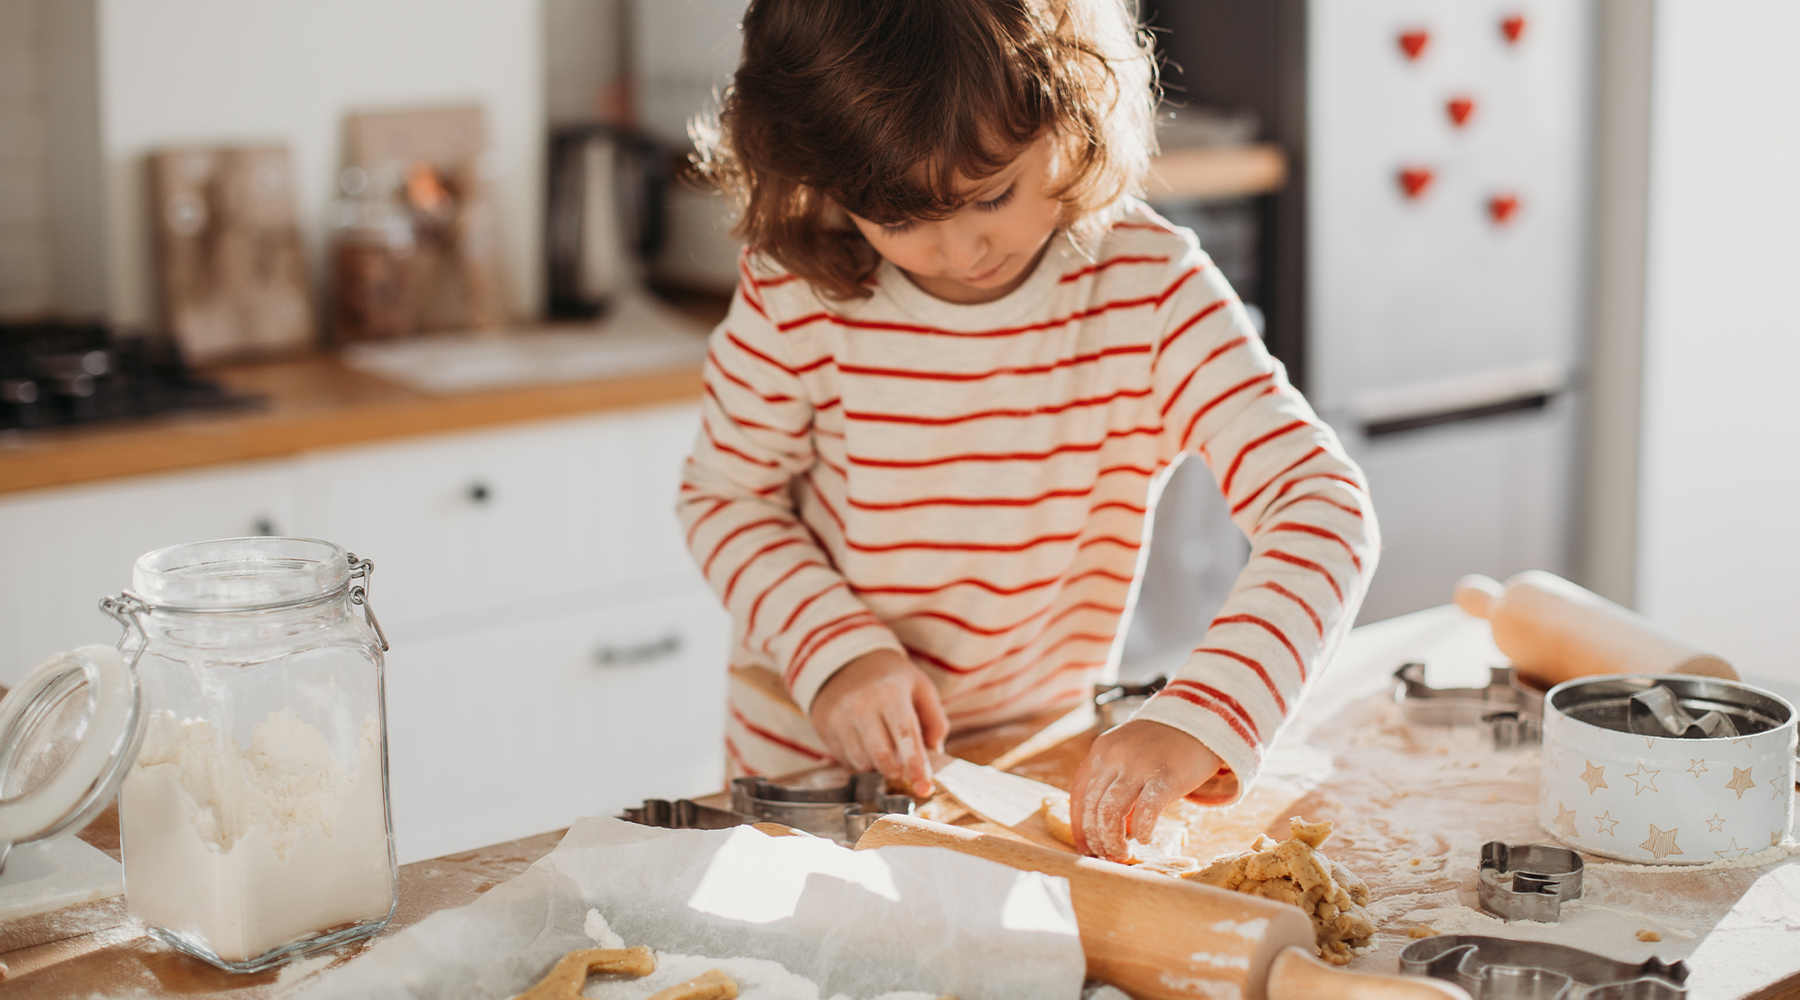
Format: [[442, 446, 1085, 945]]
[[845, 136, 1063, 305]]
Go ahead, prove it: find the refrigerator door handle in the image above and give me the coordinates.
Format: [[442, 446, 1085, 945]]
[[1351, 360, 1568, 439]]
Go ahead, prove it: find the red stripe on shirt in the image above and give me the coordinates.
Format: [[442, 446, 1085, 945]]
[[835, 342, 1150, 383], [1211, 613, 1306, 679], [1165, 679, 1261, 742], [1265, 521, 1364, 572], [1230, 446, 1326, 516], [701, 516, 788, 576], [730, 706, 827, 761], [1261, 550, 1345, 603], [723, 537, 806, 603], [1256, 581, 1323, 639], [1155, 686, 1259, 751], [1191, 647, 1289, 714], [849, 427, 1159, 469], [1059, 254, 1171, 282], [844, 385, 1155, 427], [1221, 420, 1308, 496]]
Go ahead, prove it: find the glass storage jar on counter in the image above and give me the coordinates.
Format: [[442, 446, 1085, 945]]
[[101, 537, 398, 971]]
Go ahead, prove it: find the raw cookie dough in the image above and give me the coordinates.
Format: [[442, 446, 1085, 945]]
[[645, 968, 739, 1000], [1041, 796, 1196, 875], [512, 947, 657, 1000], [1181, 817, 1375, 965]]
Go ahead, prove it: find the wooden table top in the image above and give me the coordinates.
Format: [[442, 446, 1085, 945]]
[[6, 607, 1797, 999]]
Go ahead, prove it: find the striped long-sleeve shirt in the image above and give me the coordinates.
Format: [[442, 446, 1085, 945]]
[[678, 200, 1377, 796]]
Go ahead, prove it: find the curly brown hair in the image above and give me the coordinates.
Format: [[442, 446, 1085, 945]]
[[693, 0, 1158, 300]]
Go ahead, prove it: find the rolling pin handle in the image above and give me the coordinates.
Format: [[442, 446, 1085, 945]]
[[1453, 574, 1503, 619], [1264, 946, 1472, 1000]]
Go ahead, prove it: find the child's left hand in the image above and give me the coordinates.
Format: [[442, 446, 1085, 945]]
[[1068, 719, 1223, 862]]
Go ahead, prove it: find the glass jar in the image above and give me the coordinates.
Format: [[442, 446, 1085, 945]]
[[330, 165, 417, 343], [103, 537, 397, 972]]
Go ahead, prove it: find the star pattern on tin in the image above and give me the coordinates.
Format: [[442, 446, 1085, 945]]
[[1773, 775, 1789, 801], [1594, 811, 1620, 836], [1776, 831, 1787, 848], [1705, 813, 1726, 833], [1643, 736, 1657, 751], [1624, 762, 1660, 795], [1686, 758, 1709, 778], [1639, 824, 1682, 859], [1580, 760, 1608, 794], [1726, 766, 1756, 799], [1554, 803, 1579, 837], [1713, 838, 1750, 860], [1732, 737, 1754, 749], [1549, 745, 1563, 770]]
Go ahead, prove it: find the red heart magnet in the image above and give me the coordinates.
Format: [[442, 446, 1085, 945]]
[[1398, 29, 1430, 60], [1488, 193, 1521, 224], [1398, 167, 1435, 199], [1501, 14, 1527, 44], [1447, 96, 1476, 127]]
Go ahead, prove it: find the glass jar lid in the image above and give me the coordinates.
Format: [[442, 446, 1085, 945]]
[[133, 537, 350, 612], [0, 646, 145, 864]]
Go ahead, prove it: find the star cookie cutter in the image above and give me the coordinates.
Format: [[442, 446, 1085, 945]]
[[1401, 935, 1687, 1000], [1394, 662, 1544, 749], [1477, 841, 1585, 922]]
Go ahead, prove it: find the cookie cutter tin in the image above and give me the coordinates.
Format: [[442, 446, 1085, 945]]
[[1393, 662, 1544, 749], [1401, 935, 1688, 1000], [1476, 841, 1584, 922], [1539, 675, 1796, 864]]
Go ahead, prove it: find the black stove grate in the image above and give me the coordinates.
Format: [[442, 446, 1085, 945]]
[[0, 321, 263, 431]]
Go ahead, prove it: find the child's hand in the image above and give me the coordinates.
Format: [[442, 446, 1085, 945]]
[[808, 649, 948, 798], [1068, 719, 1223, 862]]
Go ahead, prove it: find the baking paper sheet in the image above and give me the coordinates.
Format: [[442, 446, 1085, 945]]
[[297, 817, 1084, 1000]]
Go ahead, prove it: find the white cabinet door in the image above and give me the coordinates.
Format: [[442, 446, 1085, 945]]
[[291, 404, 704, 639], [382, 584, 730, 864], [0, 462, 296, 685]]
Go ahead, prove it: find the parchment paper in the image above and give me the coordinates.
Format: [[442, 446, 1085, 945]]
[[297, 817, 1084, 1000]]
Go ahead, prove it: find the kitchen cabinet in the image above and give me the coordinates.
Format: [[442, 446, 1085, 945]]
[[0, 460, 297, 682], [0, 399, 729, 863], [383, 584, 729, 864]]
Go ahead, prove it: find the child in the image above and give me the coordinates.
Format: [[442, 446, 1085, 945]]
[[678, 0, 1376, 862]]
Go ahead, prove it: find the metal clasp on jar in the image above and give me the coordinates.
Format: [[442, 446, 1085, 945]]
[[344, 553, 389, 652]]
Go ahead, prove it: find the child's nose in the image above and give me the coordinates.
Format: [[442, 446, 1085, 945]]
[[940, 226, 988, 272]]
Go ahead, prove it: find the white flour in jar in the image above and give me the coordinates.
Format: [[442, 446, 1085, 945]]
[[121, 707, 392, 963]]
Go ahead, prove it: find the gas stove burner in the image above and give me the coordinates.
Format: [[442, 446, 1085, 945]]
[[0, 320, 262, 431]]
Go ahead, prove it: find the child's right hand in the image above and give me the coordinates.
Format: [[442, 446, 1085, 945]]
[[808, 649, 948, 798]]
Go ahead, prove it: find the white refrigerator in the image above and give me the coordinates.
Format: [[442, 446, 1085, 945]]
[[1306, 0, 1592, 622]]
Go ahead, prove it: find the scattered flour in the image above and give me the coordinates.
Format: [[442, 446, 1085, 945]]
[[583, 909, 625, 950], [120, 709, 392, 963]]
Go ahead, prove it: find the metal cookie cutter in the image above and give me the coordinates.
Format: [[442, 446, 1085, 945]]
[[1628, 684, 1739, 739], [1093, 675, 1167, 730], [1394, 662, 1544, 749], [1477, 841, 1584, 922], [730, 772, 915, 845], [619, 798, 757, 831], [1401, 935, 1688, 1000]]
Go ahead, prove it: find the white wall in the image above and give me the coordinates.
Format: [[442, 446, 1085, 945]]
[[96, 0, 545, 327], [1637, 0, 1800, 682]]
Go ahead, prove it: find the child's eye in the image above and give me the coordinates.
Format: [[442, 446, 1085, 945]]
[[881, 220, 916, 236], [976, 185, 1016, 211]]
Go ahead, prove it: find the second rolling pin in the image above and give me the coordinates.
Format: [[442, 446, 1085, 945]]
[[1453, 570, 1735, 684]]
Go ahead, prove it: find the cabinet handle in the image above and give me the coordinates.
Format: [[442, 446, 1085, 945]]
[[466, 481, 493, 504], [594, 632, 682, 667]]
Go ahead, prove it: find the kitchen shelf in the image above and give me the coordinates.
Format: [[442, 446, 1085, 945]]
[[1146, 142, 1287, 201]]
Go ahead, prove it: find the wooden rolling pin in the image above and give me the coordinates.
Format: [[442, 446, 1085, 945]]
[[856, 815, 1468, 1000], [1453, 570, 1735, 684]]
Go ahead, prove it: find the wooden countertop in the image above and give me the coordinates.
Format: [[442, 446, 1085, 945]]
[[0, 353, 705, 497], [8, 612, 1797, 999]]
